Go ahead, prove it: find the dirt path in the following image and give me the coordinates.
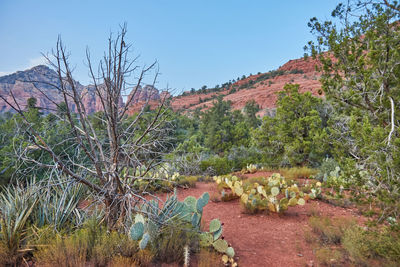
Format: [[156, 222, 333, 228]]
[[170, 182, 362, 267]]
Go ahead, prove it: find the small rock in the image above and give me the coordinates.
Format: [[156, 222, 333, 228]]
[[307, 260, 314, 267]]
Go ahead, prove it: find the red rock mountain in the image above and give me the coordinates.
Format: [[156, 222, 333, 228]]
[[170, 56, 322, 116], [0, 65, 123, 113], [0, 56, 322, 116]]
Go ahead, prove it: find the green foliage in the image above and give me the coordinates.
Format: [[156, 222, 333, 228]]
[[200, 155, 233, 175], [315, 158, 339, 181], [343, 225, 400, 266], [307, 215, 400, 267], [308, 1, 400, 220], [252, 84, 329, 167], [200, 96, 252, 153]]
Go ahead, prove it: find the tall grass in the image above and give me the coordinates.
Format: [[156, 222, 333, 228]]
[[280, 167, 318, 180]]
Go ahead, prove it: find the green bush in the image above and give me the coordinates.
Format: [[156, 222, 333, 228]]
[[316, 158, 339, 182], [227, 146, 263, 171], [343, 225, 400, 266], [200, 156, 232, 175]]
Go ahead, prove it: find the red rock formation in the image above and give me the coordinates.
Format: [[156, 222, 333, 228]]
[[0, 56, 322, 117], [169, 56, 323, 116], [0, 65, 122, 114]]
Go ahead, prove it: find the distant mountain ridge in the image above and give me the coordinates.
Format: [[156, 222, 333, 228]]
[[0, 56, 322, 115]]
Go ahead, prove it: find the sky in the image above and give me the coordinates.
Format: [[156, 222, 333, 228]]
[[0, 0, 341, 95]]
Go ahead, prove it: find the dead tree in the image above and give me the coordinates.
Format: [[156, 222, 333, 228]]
[[0, 24, 172, 228]]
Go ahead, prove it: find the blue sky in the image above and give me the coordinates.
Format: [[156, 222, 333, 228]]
[[0, 0, 340, 94]]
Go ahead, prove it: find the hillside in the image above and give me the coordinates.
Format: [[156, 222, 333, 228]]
[[171, 56, 322, 116], [0, 56, 322, 115]]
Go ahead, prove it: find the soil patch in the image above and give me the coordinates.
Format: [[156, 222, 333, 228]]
[[161, 182, 363, 267]]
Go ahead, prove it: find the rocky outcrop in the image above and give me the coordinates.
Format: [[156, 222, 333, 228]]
[[0, 65, 121, 114], [125, 85, 172, 115]]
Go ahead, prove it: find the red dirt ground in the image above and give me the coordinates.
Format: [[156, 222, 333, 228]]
[[160, 176, 364, 267]]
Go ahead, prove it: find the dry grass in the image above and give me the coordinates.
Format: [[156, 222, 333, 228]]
[[197, 248, 224, 267], [309, 216, 356, 245], [280, 167, 318, 180], [315, 247, 344, 266]]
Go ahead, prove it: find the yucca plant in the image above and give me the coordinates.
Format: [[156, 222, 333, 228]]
[[0, 181, 39, 264], [34, 179, 86, 231]]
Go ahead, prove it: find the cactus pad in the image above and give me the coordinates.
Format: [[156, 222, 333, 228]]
[[139, 232, 150, 249], [226, 247, 235, 258], [199, 232, 213, 247], [298, 198, 306, 205], [134, 213, 145, 224], [130, 222, 144, 241], [213, 239, 228, 253], [222, 255, 229, 264], [184, 196, 197, 212], [191, 212, 201, 227], [213, 227, 223, 241], [288, 197, 298, 206], [209, 218, 221, 233], [271, 186, 280, 196], [241, 193, 248, 203]]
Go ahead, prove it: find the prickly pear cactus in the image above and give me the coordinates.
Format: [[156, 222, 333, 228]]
[[130, 221, 144, 240], [213, 239, 228, 253], [129, 191, 210, 249], [214, 172, 319, 214]]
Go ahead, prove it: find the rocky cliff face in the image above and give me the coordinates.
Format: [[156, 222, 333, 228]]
[[125, 85, 171, 115], [0, 65, 121, 114], [0, 56, 322, 116]]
